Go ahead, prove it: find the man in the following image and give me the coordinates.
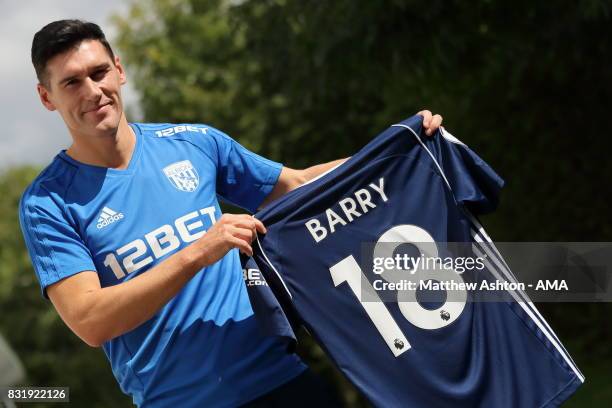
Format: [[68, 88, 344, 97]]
[[19, 20, 443, 407]]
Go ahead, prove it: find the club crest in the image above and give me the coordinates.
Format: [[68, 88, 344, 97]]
[[163, 160, 199, 192]]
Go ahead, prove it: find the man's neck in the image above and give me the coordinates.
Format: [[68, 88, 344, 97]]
[[66, 117, 136, 169]]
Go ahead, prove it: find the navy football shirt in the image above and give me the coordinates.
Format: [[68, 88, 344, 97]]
[[252, 115, 584, 407]]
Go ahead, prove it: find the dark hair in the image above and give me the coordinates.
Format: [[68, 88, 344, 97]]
[[31, 19, 115, 87]]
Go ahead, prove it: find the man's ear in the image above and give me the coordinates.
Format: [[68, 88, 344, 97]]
[[114, 55, 127, 85], [37, 83, 56, 111]]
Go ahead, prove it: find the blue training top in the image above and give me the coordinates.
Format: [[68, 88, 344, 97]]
[[19, 123, 306, 407]]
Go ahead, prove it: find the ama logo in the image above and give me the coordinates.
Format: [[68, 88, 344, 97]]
[[97, 207, 124, 229]]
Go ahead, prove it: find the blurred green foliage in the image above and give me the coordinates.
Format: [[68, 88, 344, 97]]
[[0, 168, 132, 407], [1, 0, 610, 406], [113, 0, 612, 241]]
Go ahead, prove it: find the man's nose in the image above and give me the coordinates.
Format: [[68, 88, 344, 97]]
[[82, 77, 103, 100]]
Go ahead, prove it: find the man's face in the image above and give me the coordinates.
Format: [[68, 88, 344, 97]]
[[37, 40, 127, 139]]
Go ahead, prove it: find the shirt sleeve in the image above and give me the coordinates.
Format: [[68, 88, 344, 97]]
[[421, 125, 505, 215], [19, 185, 96, 298], [208, 127, 283, 213]]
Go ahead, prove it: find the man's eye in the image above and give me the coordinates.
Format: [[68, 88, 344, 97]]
[[65, 79, 77, 87], [92, 70, 107, 80]]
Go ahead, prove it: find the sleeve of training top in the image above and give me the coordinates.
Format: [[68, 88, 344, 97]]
[[19, 185, 96, 298], [204, 127, 283, 213]]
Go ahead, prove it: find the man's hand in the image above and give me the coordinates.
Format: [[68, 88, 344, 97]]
[[196, 214, 266, 261], [417, 109, 444, 136]]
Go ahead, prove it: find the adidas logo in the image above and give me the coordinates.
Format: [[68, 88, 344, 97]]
[[96, 206, 124, 229]]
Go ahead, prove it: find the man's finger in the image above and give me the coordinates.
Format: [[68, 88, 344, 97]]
[[426, 114, 444, 136], [252, 217, 267, 234], [417, 110, 432, 127], [431, 114, 443, 130], [233, 217, 265, 234], [235, 240, 253, 257], [234, 227, 254, 243]]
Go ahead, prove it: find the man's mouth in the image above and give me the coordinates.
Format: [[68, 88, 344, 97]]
[[84, 101, 112, 114]]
